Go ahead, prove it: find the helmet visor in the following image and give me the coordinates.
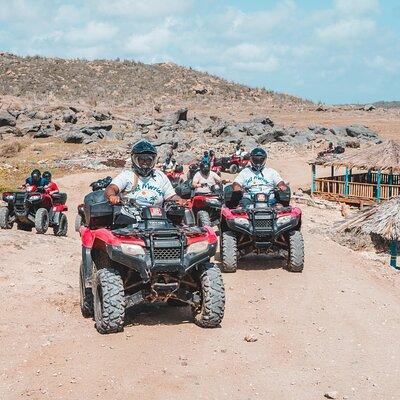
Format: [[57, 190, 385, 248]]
[[251, 155, 266, 166]]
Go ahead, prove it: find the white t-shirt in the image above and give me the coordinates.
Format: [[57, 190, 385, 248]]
[[112, 170, 176, 207], [192, 171, 221, 193], [234, 166, 283, 196]]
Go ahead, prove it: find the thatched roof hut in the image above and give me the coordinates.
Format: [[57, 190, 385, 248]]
[[338, 196, 400, 240], [318, 140, 400, 172]]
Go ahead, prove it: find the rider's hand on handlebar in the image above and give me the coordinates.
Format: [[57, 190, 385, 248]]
[[176, 198, 190, 207], [109, 195, 121, 205]]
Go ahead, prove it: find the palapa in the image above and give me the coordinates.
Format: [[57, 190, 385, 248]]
[[338, 196, 400, 241], [316, 140, 400, 172]]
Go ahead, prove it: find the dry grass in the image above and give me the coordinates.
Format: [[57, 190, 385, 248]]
[[0, 141, 25, 158]]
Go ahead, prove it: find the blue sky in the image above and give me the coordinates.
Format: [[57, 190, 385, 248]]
[[0, 0, 399, 104]]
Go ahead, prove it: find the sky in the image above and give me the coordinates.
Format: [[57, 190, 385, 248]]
[[0, 0, 399, 104]]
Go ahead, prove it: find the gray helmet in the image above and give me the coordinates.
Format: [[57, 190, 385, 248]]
[[131, 140, 157, 177]]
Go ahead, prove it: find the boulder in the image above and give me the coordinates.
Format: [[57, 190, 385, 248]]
[[251, 117, 274, 127], [345, 124, 378, 140], [135, 117, 154, 127], [92, 111, 111, 121], [20, 121, 41, 136], [166, 108, 188, 124], [81, 124, 112, 136], [63, 130, 87, 144], [0, 110, 16, 127], [63, 112, 77, 124], [33, 128, 54, 138], [26, 111, 51, 120]]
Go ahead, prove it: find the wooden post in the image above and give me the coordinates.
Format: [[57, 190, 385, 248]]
[[345, 167, 349, 196], [311, 164, 316, 194], [389, 168, 393, 198], [367, 169, 372, 183], [390, 240, 399, 269], [331, 165, 334, 177], [376, 170, 382, 202]]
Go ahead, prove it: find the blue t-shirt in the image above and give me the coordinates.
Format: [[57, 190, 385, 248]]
[[26, 177, 47, 186]]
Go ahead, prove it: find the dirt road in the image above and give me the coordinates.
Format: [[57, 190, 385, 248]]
[[1, 168, 399, 400]]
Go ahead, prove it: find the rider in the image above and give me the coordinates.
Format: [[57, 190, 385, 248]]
[[209, 150, 216, 167], [42, 171, 60, 195], [106, 140, 184, 206], [232, 147, 287, 207], [201, 151, 210, 165], [24, 169, 47, 188], [192, 162, 224, 194], [162, 156, 176, 172]]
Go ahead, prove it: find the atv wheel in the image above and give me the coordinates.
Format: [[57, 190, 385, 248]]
[[193, 263, 225, 328], [287, 231, 304, 272], [197, 210, 211, 227], [229, 164, 239, 174], [221, 231, 238, 272], [35, 208, 49, 234], [75, 214, 83, 232], [79, 262, 93, 318], [17, 223, 32, 232], [0, 208, 13, 229], [93, 268, 125, 334], [53, 213, 68, 236]]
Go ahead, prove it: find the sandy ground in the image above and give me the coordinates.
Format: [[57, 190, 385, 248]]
[[1, 163, 400, 400]]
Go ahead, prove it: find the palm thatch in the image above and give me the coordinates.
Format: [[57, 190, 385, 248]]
[[316, 140, 400, 172], [338, 196, 400, 240]]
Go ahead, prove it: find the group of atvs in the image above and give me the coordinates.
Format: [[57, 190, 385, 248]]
[[72, 168, 304, 334], [0, 166, 304, 335]]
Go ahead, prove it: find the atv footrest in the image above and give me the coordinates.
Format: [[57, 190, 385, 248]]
[[125, 291, 144, 308]]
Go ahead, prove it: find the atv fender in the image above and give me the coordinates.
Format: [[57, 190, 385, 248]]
[[82, 246, 93, 285]]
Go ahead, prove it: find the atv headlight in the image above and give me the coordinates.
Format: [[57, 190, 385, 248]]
[[276, 216, 293, 227], [234, 217, 250, 228], [3, 194, 15, 202], [29, 194, 41, 202], [120, 243, 145, 256], [187, 240, 208, 255]]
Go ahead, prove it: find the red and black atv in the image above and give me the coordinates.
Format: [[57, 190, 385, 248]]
[[0, 185, 68, 235], [75, 176, 112, 232], [217, 154, 250, 174], [79, 192, 225, 334], [190, 184, 223, 227], [165, 164, 184, 188], [219, 188, 304, 273]]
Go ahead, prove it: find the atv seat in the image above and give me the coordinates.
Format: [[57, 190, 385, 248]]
[[52, 192, 67, 205]]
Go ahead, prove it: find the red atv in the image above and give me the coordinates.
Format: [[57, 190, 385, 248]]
[[79, 192, 225, 334], [0, 185, 68, 235], [217, 154, 250, 174], [190, 184, 223, 227], [219, 188, 304, 273]]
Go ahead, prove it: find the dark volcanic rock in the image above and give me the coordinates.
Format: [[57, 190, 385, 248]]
[[63, 111, 77, 124], [0, 110, 16, 127], [92, 111, 111, 121]]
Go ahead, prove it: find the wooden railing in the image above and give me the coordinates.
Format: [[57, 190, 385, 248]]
[[315, 177, 400, 200]]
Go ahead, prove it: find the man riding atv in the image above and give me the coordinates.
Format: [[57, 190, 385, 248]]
[[192, 162, 225, 194], [105, 140, 185, 207], [232, 147, 288, 207], [42, 171, 60, 196]]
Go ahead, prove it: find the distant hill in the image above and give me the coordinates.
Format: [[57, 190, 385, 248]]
[[372, 101, 400, 109], [0, 53, 309, 107]]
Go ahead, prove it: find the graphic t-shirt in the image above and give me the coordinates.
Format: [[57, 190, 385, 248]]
[[111, 170, 176, 207], [234, 167, 283, 197], [192, 171, 221, 193]]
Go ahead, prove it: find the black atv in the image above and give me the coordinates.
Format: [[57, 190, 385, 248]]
[[219, 187, 304, 273]]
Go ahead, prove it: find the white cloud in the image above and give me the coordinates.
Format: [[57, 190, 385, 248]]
[[67, 21, 118, 44], [125, 26, 172, 55], [334, 0, 380, 15], [316, 18, 376, 43]]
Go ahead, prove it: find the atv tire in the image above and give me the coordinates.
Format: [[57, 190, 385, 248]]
[[287, 230, 304, 272], [229, 164, 239, 174], [75, 214, 83, 232], [93, 267, 125, 334], [197, 210, 211, 227], [35, 208, 49, 234], [221, 231, 238, 272], [79, 262, 93, 318], [0, 208, 13, 229], [53, 212, 68, 236], [193, 263, 225, 328]]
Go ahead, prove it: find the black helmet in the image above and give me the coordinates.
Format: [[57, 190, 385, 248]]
[[31, 169, 41, 183], [43, 171, 52, 181], [200, 162, 210, 175], [250, 147, 267, 172], [131, 140, 157, 177]]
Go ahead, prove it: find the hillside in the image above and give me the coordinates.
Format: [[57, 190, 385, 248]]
[[0, 53, 308, 107]]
